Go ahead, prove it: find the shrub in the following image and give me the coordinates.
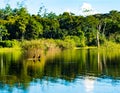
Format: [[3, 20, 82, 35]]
[[0, 40, 12, 47], [56, 39, 75, 49], [64, 36, 86, 47], [0, 40, 20, 48]]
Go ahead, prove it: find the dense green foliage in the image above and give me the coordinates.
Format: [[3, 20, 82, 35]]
[[1, 4, 120, 47], [0, 40, 20, 48]]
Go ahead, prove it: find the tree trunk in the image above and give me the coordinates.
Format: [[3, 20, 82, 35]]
[[97, 30, 100, 47], [97, 23, 102, 47], [103, 22, 106, 35], [21, 32, 24, 41]]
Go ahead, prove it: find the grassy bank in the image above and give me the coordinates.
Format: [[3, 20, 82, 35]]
[[21, 39, 76, 50], [0, 39, 76, 52], [0, 39, 120, 51], [101, 41, 120, 49]]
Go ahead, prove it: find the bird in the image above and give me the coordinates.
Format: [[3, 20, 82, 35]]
[[38, 55, 41, 62], [32, 54, 36, 62], [33, 54, 35, 59], [38, 55, 41, 59]]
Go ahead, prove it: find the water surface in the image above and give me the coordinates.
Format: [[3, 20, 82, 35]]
[[0, 49, 120, 93]]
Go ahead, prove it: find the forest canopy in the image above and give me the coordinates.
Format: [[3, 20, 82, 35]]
[[1, 4, 120, 47]]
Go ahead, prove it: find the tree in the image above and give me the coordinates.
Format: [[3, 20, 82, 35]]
[[82, 15, 98, 46], [25, 17, 43, 40], [40, 18, 60, 38], [0, 4, 12, 20], [14, 7, 29, 40], [46, 12, 57, 19], [37, 4, 48, 17], [0, 25, 9, 41]]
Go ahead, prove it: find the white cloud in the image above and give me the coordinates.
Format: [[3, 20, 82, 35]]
[[80, 2, 98, 16], [66, 9, 70, 13], [81, 2, 93, 12]]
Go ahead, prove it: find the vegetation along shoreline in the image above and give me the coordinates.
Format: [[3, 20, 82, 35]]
[[1, 5, 120, 50]]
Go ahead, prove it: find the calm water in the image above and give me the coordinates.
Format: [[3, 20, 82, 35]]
[[0, 49, 120, 93]]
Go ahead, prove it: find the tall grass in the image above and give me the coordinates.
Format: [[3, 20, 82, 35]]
[[21, 39, 76, 51], [101, 41, 120, 49], [1, 39, 120, 51]]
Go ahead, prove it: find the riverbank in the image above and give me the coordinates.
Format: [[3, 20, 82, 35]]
[[0, 39, 120, 52]]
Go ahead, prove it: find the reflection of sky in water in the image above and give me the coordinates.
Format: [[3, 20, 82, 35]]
[[0, 77, 120, 93], [20, 77, 120, 93], [28, 79, 85, 93], [84, 77, 94, 93], [28, 78, 120, 93]]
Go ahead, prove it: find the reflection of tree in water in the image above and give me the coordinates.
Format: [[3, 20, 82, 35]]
[[98, 49, 120, 78], [0, 49, 46, 91], [0, 51, 28, 92], [0, 49, 120, 90]]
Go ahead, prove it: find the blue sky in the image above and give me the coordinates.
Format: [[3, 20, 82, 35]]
[[0, 0, 120, 15]]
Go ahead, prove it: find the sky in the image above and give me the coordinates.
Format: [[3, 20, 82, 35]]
[[0, 0, 120, 15]]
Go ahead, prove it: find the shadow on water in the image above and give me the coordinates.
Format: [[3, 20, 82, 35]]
[[0, 48, 120, 92]]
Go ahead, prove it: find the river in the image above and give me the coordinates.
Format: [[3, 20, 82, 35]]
[[0, 48, 120, 93]]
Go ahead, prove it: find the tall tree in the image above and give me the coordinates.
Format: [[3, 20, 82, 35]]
[[14, 7, 29, 40], [25, 17, 43, 40]]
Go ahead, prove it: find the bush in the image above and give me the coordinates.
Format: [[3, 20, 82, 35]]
[[55, 39, 75, 49], [4, 40, 12, 47], [0, 40, 20, 48], [21, 40, 44, 50], [22, 39, 76, 51], [102, 41, 120, 49], [0, 41, 12, 47], [115, 34, 120, 43], [22, 39, 58, 50], [64, 36, 86, 47]]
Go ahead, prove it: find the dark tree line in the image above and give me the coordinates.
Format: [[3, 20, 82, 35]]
[[1, 4, 120, 46]]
